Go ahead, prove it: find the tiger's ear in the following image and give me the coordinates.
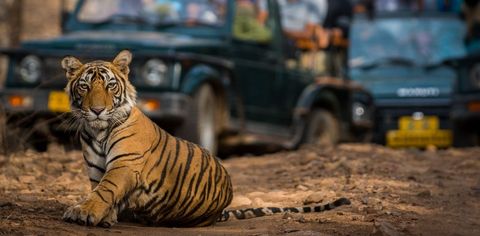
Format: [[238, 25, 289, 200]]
[[113, 50, 132, 75], [61, 56, 83, 80]]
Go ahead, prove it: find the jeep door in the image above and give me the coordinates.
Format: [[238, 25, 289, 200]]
[[229, 0, 287, 125]]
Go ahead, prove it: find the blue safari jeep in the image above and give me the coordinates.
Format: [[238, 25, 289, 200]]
[[0, 0, 372, 154], [349, 12, 468, 148]]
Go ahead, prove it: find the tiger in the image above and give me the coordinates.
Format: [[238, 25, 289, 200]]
[[60, 50, 351, 227]]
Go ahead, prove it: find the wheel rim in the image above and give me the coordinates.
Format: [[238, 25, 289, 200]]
[[313, 117, 332, 146], [198, 87, 217, 153], [308, 110, 339, 146]]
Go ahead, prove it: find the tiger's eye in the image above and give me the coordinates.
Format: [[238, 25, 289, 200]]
[[107, 82, 117, 89], [79, 84, 89, 90]]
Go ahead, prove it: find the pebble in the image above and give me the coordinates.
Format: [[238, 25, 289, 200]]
[[385, 211, 401, 217], [0, 200, 14, 208], [252, 197, 266, 206], [230, 195, 252, 207], [297, 216, 306, 223], [372, 220, 404, 236], [46, 162, 63, 171], [18, 175, 35, 183], [17, 195, 36, 202], [361, 197, 369, 205], [283, 212, 293, 220], [417, 190, 431, 198], [303, 192, 324, 205], [296, 185, 309, 191], [247, 191, 266, 198]]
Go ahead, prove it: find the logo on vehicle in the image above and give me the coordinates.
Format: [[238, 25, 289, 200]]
[[397, 87, 440, 97]]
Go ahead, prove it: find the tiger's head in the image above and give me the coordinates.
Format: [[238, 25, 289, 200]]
[[61, 50, 137, 130]]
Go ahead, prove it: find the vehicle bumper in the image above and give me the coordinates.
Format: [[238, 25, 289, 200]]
[[451, 94, 480, 141], [373, 98, 452, 146], [0, 88, 191, 126], [136, 92, 191, 126], [452, 94, 480, 122]]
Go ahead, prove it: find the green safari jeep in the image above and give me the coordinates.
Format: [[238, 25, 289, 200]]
[[0, 0, 373, 154]]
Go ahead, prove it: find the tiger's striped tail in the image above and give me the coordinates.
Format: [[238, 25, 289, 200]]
[[217, 197, 351, 222]]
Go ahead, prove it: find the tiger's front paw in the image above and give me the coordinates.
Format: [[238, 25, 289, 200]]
[[63, 198, 110, 226], [98, 207, 118, 228]]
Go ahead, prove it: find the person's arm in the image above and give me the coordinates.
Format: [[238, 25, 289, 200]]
[[257, 10, 268, 24], [255, 0, 269, 24], [284, 23, 316, 41], [315, 25, 330, 49]]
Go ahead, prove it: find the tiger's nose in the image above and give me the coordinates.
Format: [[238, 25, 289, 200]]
[[90, 106, 105, 115]]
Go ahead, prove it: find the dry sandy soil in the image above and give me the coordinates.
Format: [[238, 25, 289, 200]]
[[0, 144, 479, 236]]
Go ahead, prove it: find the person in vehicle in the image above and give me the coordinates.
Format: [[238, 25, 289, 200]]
[[149, 0, 225, 25], [317, 0, 352, 77], [185, 0, 219, 24], [277, 0, 329, 73], [233, 0, 272, 43], [278, 0, 326, 49], [323, 0, 352, 45]]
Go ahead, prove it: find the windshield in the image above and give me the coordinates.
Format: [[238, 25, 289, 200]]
[[77, 0, 227, 27], [349, 17, 467, 68]]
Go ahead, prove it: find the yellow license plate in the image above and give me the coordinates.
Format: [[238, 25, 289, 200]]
[[48, 91, 70, 112], [387, 115, 452, 148]]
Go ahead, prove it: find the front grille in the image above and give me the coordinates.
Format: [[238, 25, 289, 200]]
[[41, 57, 66, 88]]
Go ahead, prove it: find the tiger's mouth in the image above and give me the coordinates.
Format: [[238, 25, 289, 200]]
[[87, 118, 109, 129], [77, 104, 131, 130], [83, 111, 110, 129]]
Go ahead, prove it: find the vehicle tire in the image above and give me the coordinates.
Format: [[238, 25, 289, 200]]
[[176, 84, 218, 155], [302, 109, 340, 146]]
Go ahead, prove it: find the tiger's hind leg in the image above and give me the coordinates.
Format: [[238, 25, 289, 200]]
[[182, 214, 222, 227], [99, 207, 145, 227]]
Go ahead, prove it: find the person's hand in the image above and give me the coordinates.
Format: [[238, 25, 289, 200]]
[[331, 28, 347, 47], [315, 27, 329, 49]]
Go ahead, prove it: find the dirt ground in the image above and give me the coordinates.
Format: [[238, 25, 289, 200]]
[[0, 144, 479, 236]]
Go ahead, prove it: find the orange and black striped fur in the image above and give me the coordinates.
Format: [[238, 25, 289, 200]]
[[60, 50, 350, 227]]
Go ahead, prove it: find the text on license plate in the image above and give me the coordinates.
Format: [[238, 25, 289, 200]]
[[387, 115, 452, 148]]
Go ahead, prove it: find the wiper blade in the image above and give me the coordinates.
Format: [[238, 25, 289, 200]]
[[91, 14, 148, 25], [424, 60, 449, 71], [383, 57, 415, 66], [356, 57, 416, 70]]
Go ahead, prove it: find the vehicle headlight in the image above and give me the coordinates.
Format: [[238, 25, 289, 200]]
[[142, 59, 168, 86], [19, 55, 42, 83], [352, 102, 369, 122]]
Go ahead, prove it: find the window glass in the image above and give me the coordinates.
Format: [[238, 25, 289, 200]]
[[350, 17, 467, 67], [78, 0, 227, 27]]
